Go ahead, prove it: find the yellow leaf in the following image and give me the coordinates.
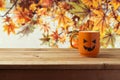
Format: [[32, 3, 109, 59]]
[[109, 0, 120, 10], [81, 0, 101, 8], [54, 10, 71, 27], [29, 3, 37, 12], [115, 29, 120, 35], [36, 8, 48, 16], [117, 16, 120, 22]]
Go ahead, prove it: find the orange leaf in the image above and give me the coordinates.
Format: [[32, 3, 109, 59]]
[[14, 6, 31, 24], [81, 0, 101, 8], [51, 30, 61, 41], [29, 3, 37, 12], [0, 0, 5, 10], [4, 22, 18, 35], [36, 8, 48, 16], [4, 16, 12, 22], [39, 0, 53, 7], [109, 0, 120, 10]]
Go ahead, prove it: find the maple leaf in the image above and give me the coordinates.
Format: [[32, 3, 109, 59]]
[[40, 34, 50, 45], [55, 10, 71, 27], [4, 22, 18, 35], [51, 30, 61, 42], [40, 23, 50, 33], [92, 8, 110, 33], [68, 0, 92, 20], [109, 0, 120, 10], [101, 28, 116, 48], [14, 6, 31, 25], [79, 20, 94, 31], [0, 0, 5, 10], [81, 0, 101, 9], [110, 8, 120, 22]]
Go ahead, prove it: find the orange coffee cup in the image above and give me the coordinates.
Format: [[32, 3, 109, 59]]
[[70, 31, 100, 57]]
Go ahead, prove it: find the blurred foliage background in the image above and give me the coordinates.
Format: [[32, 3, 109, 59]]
[[0, 0, 120, 48]]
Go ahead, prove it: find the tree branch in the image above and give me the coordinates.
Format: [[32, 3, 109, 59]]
[[0, 0, 18, 17]]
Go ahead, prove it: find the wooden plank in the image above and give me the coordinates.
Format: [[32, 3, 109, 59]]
[[0, 49, 119, 69], [0, 48, 119, 51]]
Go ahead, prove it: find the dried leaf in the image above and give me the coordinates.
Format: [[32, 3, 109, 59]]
[[17, 22, 35, 36]]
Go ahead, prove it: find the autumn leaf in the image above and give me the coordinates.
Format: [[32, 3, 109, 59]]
[[110, 8, 120, 22], [29, 3, 37, 12], [58, 2, 71, 10], [109, 0, 120, 10], [60, 19, 74, 32], [0, 0, 5, 10], [101, 28, 116, 48], [92, 8, 110, 33], [39, 0, 53, 7], [4, 22, 18, 35], [55, 9, 71, 27], [114, 22, 120, 35], [79, 20, 94, 31], [19, 0, 33, 10], [40, 34, 50, 45], [117, 15, 120, 22], [14, 6, 31, 24], [51, 30, 61, 42], [17, 22, 35, 36], [50, 42, 58, 48], [59, 35, 66, 43], [68, 0, 92, 20], [115, 30, 120, 35], [81, 0, 101, 9], [40, 23, 50, 33], [4, 16, 12, 23], [36, 8, 48, 16]]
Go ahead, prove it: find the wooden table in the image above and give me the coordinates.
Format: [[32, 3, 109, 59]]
[[0, 48, 120, 80]]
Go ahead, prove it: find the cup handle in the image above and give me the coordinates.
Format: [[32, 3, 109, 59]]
[[70, 33, 79, 49]]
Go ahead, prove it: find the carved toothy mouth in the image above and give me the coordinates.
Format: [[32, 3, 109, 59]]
[[83, 45, 95, 51]]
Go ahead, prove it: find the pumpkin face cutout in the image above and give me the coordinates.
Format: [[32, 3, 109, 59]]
[[77, 31, 100, 57], [83, 39, 96, 51], [70, 31, 100, 57]]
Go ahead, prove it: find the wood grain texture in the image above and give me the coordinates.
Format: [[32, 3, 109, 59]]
[[0, 48, 119, 69], [0, 48, 120, 80]]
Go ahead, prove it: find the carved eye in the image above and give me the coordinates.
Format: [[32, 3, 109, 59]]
[[92, 40, 96, 44], [83, 39, 87, 43]]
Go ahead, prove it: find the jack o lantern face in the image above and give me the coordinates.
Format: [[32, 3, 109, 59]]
[[70, 31, 100, 57], [83, 39, 96, 51]]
